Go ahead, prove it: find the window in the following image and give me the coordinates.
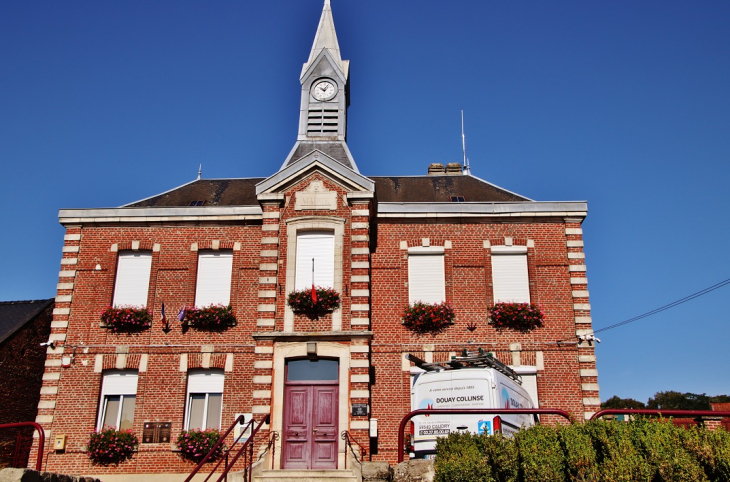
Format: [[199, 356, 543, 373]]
[[491, 246, 530, 303], [295, 231, 334, 290], [185, 370, 224, 430], [97, 371, 138, 430], [112, 252, 152, 307], [195, 251, 233, 307], [408, 247, 445, 304]]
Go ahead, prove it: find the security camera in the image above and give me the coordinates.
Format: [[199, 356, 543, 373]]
[[40, 341, 56, 349]]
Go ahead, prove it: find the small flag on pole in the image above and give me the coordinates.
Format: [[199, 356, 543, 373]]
[[311, 258, 317, 304], [178, 307, 186, 322], [161, 302, 166, 324]]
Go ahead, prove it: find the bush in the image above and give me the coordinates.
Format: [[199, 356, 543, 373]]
[[434, 432, 492, 482], [515, 424, 565, 481], [87, 427, 138, 465], [402, 301, 455, 334], [100, 306, 152, 332], [182, 305, 237, 331], [433, 420, 729, 482], [177, 429, 226, 463]]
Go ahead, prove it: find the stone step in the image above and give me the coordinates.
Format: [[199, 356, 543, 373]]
[[255, 469, 358, 482]]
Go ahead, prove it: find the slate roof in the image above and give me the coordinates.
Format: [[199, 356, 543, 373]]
[[0, 299, 54, 345], [124, 174, 528, 208], [284, 142, 354, 170]]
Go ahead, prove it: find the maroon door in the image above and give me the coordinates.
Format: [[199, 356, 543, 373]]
[[282, 359, 339, 469]]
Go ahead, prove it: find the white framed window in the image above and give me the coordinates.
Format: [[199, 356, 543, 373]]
[[491, 246, 530, 303], [195, 251, 233, 307], [97, 370, 138, 430], [112, 252, 152, 307], [295, 231, 335, 290], [185, 369, 224, 430], [408, 247, 445, 304]]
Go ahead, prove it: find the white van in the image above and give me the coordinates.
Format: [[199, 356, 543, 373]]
[[409, 354, 536, 458]]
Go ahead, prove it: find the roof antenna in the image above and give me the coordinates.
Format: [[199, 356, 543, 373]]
[[197, 164, 202, 180], [461, 110, 471, 175]]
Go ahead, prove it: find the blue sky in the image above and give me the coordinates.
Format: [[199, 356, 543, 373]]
[[1, 1, 729, 404]]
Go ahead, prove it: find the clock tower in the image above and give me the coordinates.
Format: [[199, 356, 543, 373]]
[[280, 0, 358, 172]]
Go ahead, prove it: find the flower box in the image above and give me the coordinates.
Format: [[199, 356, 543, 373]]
[[488, 302, 544, 332], [287, 287, 341, 319], [100, 306, 152, 332], [87, 427, 139, 465], [182, 305, 237, 331], [402, 301, 455, 334], [177, 429, 226, 463]]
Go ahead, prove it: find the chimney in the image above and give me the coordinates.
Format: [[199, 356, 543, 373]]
[[445, 163, 463, 175], [427, 163, 445, 175]]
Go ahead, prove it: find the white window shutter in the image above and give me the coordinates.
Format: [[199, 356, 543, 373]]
[[113, 252, 152, 307], [101, 371, 139, 396], [187, 370, 225, 393], [195, 251, 233, 307], [408, 254, 445, 304], [492, 253, 530, 303], [295, 231, 335, 290]]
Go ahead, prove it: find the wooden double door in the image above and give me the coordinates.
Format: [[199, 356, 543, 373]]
[[282, 359, 339, 469]]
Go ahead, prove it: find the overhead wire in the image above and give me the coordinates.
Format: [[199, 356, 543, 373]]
[[592, 277, 730, 335]]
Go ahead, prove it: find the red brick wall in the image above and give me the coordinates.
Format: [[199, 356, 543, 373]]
[[36, 183, 596, 472], [0, 303, 52, 467]]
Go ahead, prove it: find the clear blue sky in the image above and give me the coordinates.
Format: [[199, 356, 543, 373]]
[[1, 1, 729, 404]]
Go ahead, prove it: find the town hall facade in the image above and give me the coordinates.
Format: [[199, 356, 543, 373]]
[[35, 1, 598, 478]]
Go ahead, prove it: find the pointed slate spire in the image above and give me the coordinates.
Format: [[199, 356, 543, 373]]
[[301, 0, 347, 78]]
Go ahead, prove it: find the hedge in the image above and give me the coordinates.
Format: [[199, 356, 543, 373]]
[[434, 420, 730, 482]]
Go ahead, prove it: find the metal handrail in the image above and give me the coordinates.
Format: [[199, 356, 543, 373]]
[[184, 414, 248, 482], [215, 415, 270, 482], [0, 422, 45, 471], [257, 431, 279, 470], [340, 430, 365, 469], [590, 409, 730, 421], [397, 408, 574, 463]]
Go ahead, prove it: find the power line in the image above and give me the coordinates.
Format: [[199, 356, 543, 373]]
[[593, 277, 730, 334]]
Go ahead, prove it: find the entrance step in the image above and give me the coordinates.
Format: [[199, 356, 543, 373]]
[[255, 469, 358, 482]]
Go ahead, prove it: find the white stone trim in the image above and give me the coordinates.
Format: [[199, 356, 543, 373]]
[[253, 376, 272, 384], [581, 383, 600, 391], [351, 210, 369, 216], [55, 295, 72, 303], [351, 275, 369, 282], [42, 372, 61, 381], [64, 234, 81, 241], [574, 303, 591, 310], [567, 252, 585, 259], [351, 222, 369, 230], [352, 235, 369, 242], [261, 225, 279, 232], [60, 258, 77, 265], [351, 290, 369, 297], [40, 386, 59, 395], [36, 415, 53, 423], [352, 261, 369, 269], [350, 345, 369, 353], [284, 217, 345, 332], [53, 308, 70, 315], [49, 333, 66, 342], [253, 390, 272, 398], [58, 271, 76, 278], [263, 212, 281, 219], [255, 346, 274, 354], [258, 290, 277, 298], [259, 263, 278, 271], [351, 247, 369, 255], [565, 228, 582, 235], [572, 290, 590, 298], [62, 246, 80, 253], [583, 397, 601, 405], [351, 304, 370, 312], [580, 369, 598, 377], [567, 240, 584, 247], [579, 355, 596, 362], [575, 316, 592, 324], [261, 237, 279, 244], [259, 277, 277, 284], [179, 354, 188, 372], [351, 375, 369, 383], [570, 277, 588, 285], [258, 304, 276, 312], [260, 250, 278, 257], [51, 321, 68, 328]]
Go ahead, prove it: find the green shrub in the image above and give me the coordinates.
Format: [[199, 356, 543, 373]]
[[631, 419, 706, 482], [557, 424, 597, 482], [515, 424, 565, 482], [483, 433, 519, 482], [584, 420, 652, 482], [434, 432, 493, 482]]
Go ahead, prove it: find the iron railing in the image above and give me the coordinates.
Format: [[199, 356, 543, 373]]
[[590, 409, 730, 421], [341, 430, 365, 469], [0, 422, 46, 471], [185, 414, 270, 482]]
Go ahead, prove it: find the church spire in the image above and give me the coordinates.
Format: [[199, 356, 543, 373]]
[[301, 0, 347, 79]]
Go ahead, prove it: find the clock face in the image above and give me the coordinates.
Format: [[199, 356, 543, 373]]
[[312, 80, 336, 101]]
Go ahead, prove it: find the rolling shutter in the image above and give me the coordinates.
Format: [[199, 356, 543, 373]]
[[295, 231, 335, 290], [408, 253, 445, 304], [112, 252, 152, 307], [195, 251, 233, 307], [491, 246, 530, 303], [101, 371, 139, 396], [187, 370, 225, 393]]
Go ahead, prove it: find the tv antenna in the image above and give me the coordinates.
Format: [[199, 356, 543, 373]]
[[461, 110, 471, 175]]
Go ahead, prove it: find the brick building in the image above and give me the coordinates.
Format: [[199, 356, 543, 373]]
[[0, 299, 53, 468], [35, 1, 598, 478]]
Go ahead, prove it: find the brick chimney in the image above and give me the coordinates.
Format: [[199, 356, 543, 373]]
[[427, 163, 445, 175]]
